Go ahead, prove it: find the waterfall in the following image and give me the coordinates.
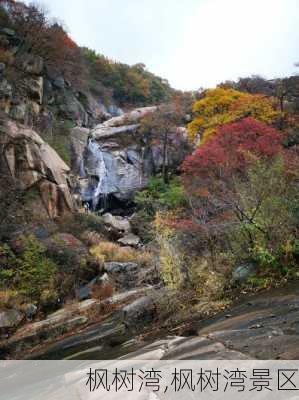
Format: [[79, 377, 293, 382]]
[[88, 138, 108, 210]]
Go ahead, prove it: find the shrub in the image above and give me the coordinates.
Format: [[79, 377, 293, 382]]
[[0, 236, 57, 303], [91, 282, 114, 300], [81, 231, 105, 247], [135, 177, 186, 216], [58, 213, 107, 240], [154, 212, 184, 290], [187, 254, 231, 300], [230, 157, 299, 276]]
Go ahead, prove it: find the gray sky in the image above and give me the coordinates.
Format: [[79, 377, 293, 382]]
[[26, 0, 299, 90]]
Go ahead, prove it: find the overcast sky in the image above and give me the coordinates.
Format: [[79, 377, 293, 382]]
[[26, 0, 299, 90]]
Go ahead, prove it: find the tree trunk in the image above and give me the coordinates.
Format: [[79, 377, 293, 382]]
[[162, 131, 169, 184]]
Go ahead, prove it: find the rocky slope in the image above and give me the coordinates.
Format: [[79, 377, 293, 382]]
[[4, 279, 299, 360], [0, 27, 123, 130]]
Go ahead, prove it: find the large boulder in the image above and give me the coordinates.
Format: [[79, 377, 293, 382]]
[[232, 263, 257, 283], [104, 261, 139, 290], [118, 233, 140, 247], [99, 106, 156, 128], [102, 213, 131, 233], [122, 295, 156, 329], [0, 118, 74, 218], [0, 309, 23, 329]]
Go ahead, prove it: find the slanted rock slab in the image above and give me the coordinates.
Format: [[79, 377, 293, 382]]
[[118, 233, 140, 247]]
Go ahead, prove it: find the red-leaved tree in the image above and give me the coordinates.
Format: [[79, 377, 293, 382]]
[[181, 117, 286, 233]]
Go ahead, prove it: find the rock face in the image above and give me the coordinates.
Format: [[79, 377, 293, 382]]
[[0, 118, 74, 218], [70, 126, 90, 175], [73, 107, 189, 209], [104, 262, 139, 290], [118, 233, 140, 247], [0, 28, 122, 129], [122, 295, 157, 329]]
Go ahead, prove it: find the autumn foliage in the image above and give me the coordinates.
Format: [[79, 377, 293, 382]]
[[0, 0, 85, 86], [188, 88, 280, 144], [183, 117, 284, 181], [181, 118, 288, 235]]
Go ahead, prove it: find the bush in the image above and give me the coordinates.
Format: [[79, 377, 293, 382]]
[[135, 177, 186, 216], [58, 213, 107, 240], [0, 236, 57, 303], [230, 157, 299, 279], [187, 254, 232, 300], [154, 212, 184, 290], [91, 282, 114, 300]]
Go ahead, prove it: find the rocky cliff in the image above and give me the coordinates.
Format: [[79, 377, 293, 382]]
[[0, 116, 74, 218], [0, 27, 123, 133], [71, 107, 189, 210]]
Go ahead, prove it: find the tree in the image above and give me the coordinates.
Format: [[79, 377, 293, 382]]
[[140, 104, 183, 183], [188, 88, 280, 144], [181, 117, 299, 278], [182, 118, 285, 232], [0, 1, 85, 86], [230, 157, 299, 272]]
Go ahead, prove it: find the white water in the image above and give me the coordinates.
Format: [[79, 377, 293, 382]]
[[88, 138, 108, 210]]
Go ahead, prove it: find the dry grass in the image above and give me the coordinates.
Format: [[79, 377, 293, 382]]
[[90, 241, 151, 266], [0, 290, 19, 309], [81, 230, 105, 247]]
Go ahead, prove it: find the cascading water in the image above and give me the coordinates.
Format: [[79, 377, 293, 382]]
[[87, 138, 109, 210]]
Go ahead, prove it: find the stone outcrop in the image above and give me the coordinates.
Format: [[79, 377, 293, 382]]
[[0, 28, 122, 129], [122, 295, 157, 329], [118, 233, 140, 247], [104, 261, 139, 290], [102, 213, 131, 233], [0, 118, 74, 218], [0, 309, 23, 329], [73, 107, 189, 208]]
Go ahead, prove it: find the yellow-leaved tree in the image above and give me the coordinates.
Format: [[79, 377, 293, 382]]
[[188, 88, 280, 144]]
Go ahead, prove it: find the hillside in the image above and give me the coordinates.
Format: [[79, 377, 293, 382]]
[[0, 0, 299, 361]]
